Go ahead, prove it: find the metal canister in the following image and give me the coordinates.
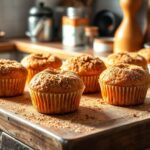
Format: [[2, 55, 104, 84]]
[[62, 7, 89, 46], [27, 2, 53, 42]]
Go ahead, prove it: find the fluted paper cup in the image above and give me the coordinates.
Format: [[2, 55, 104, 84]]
[[0, 78, 26, 97], [29, 89, 83, 114], [26, 69, 41, 84], [80, 75, 100, 93], [100, 81, 148, 106]]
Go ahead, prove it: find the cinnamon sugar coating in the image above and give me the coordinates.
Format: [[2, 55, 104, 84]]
[[29, 69, 85, 93], [21, 53, 62, 70], [99, 64, 149, 86], [62, 55, 106, 76], [138, 48, 150, 63], [107, 52, 147, 69], [129, 52, 147, 69], [0, 59, 27, 78]]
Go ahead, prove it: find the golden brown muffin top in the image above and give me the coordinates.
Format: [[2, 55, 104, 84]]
[[61, 55, 106, 76], [0, 59, 27, 78], [21, 53, 62, 70], [99, 64, 149, 86], [138, 48, 150, 63], [29, 69, 85, 93], [106, 52, 147, 69], [129, 52, 147, 69]]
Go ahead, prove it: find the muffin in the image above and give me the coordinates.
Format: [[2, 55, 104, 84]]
[[21, 53, 62, 83], [29, 69, 85, 114], [138, 48, 150, 72], [61, 55, 106, 93], [0, 59, 27, 97], [99, 63, 149, 106], [106, 52, 147, 69]]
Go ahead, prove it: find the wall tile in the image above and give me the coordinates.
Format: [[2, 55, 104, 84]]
[[0, 0, 35, 38]]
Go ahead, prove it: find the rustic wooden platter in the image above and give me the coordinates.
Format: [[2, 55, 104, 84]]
[[1, 87, 150, 150], [0, 39, 150, 149]]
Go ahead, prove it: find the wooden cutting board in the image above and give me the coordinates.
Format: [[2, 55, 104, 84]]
[[1, 87, 150, 150]]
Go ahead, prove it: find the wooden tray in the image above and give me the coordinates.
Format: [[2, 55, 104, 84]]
[[1, 87, 150, 150]]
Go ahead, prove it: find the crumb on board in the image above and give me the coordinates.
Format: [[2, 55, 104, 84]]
[[0, 90, 150, 136]]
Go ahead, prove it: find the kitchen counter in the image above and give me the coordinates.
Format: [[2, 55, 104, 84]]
[[0, 39, 92, 59], [0, 40, 15, 52]]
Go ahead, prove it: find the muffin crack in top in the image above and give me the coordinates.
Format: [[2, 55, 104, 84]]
[[107, 52, 147, 69], [62, 55, 106, 76], [21, 53, 62, 69], [99, 64, 149, 86], [29, 69, 85, 93], [0, 59, 27, 78]]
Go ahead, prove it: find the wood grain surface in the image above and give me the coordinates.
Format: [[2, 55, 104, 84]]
[[0, 39, 94, 59], [0, 39, 150, 149], [0, 41, 15, 52], [13, 40, 89, 60], [0, 87, 150, 149]]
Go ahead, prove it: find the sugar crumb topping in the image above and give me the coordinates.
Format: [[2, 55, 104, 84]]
[[21, 53, 62, 69], [29, 69, 85, 92], [0, 59, 27, 74], [100, 63, 149, 86], [107, 52, 147, 69], [62, 55, 106, 75]]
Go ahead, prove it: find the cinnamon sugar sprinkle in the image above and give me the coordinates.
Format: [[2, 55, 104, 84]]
[[107, 52, 147, 68], [21, 53, 62, 69], [29, 69, 84, 92], [62, 55, 106, 75], [0, 89, 148, 136], [0, 59, 26, 74], [100, 64, 149, 86]]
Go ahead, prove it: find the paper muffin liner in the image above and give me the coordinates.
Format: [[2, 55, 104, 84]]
[[0, 78, 26, 97], [100, 82, 148, 106], [26, 69, 41, 84], [80, 75, 100, 93], [29, 89, 83, 114]]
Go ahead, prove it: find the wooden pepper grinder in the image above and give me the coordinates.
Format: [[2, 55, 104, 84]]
[[114, 0, 143, 53]]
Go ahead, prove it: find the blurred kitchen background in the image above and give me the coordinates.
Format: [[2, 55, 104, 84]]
[[0, 0, 147, 38]]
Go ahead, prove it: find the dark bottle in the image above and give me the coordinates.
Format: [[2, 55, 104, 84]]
[[93, 10, 121, 37]]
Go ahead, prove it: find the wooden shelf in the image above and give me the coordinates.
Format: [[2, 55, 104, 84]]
[[0, 39, 92, 59], [0, 41, 15, 52]]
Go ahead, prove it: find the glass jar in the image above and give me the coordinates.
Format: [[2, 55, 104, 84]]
[[62, 7, 89, 47], [85, 26, 99, 48]]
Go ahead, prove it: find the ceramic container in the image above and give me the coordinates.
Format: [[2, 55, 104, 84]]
[[93, 38, 113, 57]]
